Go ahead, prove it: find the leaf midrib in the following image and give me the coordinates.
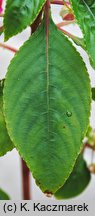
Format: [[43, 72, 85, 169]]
[[46, 15, 50, 139]]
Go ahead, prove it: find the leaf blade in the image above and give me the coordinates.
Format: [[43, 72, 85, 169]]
[[0, 188, 10, 200], [4, 19, 91, 193], [70, 0, 95, 68], [92, 88, 95, 101], [4, 0, 46, 41], [0, 80, 14, 156], [54, 154, 91, 199]]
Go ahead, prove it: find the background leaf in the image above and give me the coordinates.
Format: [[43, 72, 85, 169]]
[[70, 0, 95, 68], [54, 154, 91, 199], [4, 19, 91, 193], [0, 29, 3, 36], [0, 80, 14, 156], [92, 88, 95, 101], [0, 188, 10, 200], [4, 0, 46, 41], [86, 125, 95, 146]]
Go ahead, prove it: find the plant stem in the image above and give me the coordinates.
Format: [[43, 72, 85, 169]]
[[0, 43, 17, 53], [50, 0, 70, 7], [57, 25, 76, 39], [57, 26, 85, 49], [0, 13, 4, 17], [31, 10, 43, 33], [0, 39, 31, 200], [57, 20, 75, 27], [50, 0, 64, 5], [0, 26, 3, 32], [21, 159, 31, 200], [62, 1, 71, 10]]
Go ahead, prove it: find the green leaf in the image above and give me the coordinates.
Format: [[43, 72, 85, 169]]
[[92, 88, 95, 101], [0, 80, 14, 156], [54, 154, 91, 199], [0, 29, 3, 36], [70, 0, 95, 68], [0, 26, 3, 36], [71, 37, 85, 49], [4, 0, 46, 41], [3, 19, 91, 193], [86, 125, 95, 146], [0, 188, 10, 200], [86, 125, 93, 137]]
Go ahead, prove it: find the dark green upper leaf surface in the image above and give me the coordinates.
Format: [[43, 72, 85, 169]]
[[70, 0, 95, 68], [0, 80, 14, 156], [54, 154, 91, 199], [4, 0, 46, 41], [4, 19, 91, 193], [0, 188, 10, 200]]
